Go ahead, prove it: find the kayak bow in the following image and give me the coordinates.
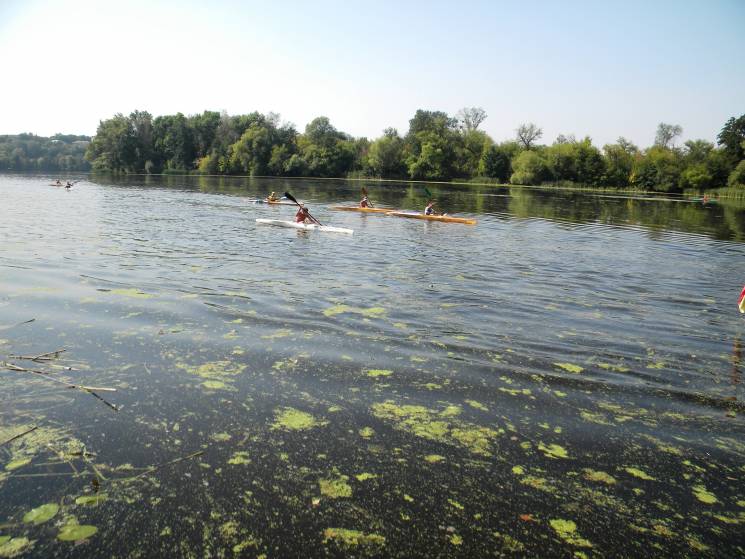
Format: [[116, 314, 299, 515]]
[[255, 218, 353, 235]]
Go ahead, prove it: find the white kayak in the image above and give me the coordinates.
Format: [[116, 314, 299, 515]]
[[255, 218, 353, 235]]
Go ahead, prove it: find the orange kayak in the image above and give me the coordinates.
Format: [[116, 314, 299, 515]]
[[329, 206, 391, 213], [386, 211, 476, 225]]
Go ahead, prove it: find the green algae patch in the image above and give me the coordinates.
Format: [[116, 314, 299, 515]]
[[624, 467, 656, 481], [75, 494, 106, 506], [549, 519, 592, 548], [449, 534, 463, 545], [211, 432, 231, 442], [371, 400, 500, 456], [272, 407, 327, 431], [23, 503, 59, 524], [355, 473, 377, 481], [366, 369, 392, 378], [492, 532, 525, 552], [0, 537, 31, 557], [4, 457, 31, 471], [597, 362, 630, 373], [319, 475, 352, 498], [323, 528, 385, 547], [582, 469, 616, 485], [109, 288, 154, 299], [261, 328, 292, 340], [424, 454, 445, 463], [512, 465, 526, 475], [358, 427, 375, 438], [228, 452, 250, 465], [176, 360, 246, 388], [57, 523, 97, 541], [202, 380, 230, 390], [554, 362, 584, 374], [692, 484, 717, 504], [323, 304, 386, 318], [466, 400, 488, 411], [538, 442, 569, 459]]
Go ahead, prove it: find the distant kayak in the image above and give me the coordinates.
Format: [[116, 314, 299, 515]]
[[385, 211, 477, 225], [250, 199, 301, 206], [255, 218, 353, 235], [329, 206, 391, 213]]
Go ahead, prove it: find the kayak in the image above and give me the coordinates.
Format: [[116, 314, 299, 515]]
[[255, 218, 353, 235], [329, 206, 391, 213], [251, 199, 299, 206], [385, 211, 477, 225]]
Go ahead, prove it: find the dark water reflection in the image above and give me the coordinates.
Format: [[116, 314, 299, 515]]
[[1, 174, 744, 558]]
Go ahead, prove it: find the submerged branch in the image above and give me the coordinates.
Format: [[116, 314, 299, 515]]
[[9, 349, 66, 362], [0, 425, 38, 447], [2, 362, 120, 411], [129, 450, 205, 481]]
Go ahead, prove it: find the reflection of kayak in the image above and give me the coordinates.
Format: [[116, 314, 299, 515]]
[[386, 211, 477, 225], [255, 218, 353, 235], [330, 206, 391, 213]]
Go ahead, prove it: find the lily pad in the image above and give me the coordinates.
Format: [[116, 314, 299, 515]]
[[75, 494, 107, 506], [0, 537, 31, 557]]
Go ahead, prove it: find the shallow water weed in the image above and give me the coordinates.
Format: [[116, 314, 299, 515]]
[[549, 519, 592, 548], [371, 401, 500, 455], [0, 537, 32, 557], [22, 503, 59, 524], [554, 363, 584, 374], [323, 528, 385, 547], [272, 408, 327, 431], [319, 475, 352, 498], [323, 304, 386, 318]]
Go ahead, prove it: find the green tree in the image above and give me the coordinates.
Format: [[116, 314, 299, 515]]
[[510, 150, 548, 185], [85, 113, 137, 172], [366, 128, 406, 177], [602, 138, 637, 187], [631, 146, 683, 192], [717, 114, 745, 164], [728, 159, 745, 188], [458, 129, 492, 177], [153, 113, 195, 170], [479, 144, 512, 182]]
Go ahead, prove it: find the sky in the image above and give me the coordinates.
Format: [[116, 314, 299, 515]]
[[0, 0, 743, 147]]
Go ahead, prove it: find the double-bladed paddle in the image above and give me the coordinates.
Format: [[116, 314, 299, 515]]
[[284, 192, 322, 226]]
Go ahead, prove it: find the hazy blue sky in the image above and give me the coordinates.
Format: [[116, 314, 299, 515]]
[[1, 0, 743, 147]]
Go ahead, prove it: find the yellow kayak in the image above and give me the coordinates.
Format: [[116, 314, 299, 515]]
[[386, 211, 477, 225], [330, 206, 391, 213]]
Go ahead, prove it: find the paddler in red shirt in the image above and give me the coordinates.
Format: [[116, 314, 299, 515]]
[[295, 205, 310, 223]]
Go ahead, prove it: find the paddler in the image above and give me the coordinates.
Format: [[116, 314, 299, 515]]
[[267, 191, 279, 202], [424, 201, 437, 216], [739, 284, 745, 313], [360, 195, 374, 208], [295, 205, 311, 224]]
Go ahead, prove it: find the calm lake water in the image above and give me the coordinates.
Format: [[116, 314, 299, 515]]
[[1, 173, 744, 557]]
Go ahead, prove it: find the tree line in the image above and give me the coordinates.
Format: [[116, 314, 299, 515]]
[[6, 109, 744, 191], [0, 134, 91, 172]]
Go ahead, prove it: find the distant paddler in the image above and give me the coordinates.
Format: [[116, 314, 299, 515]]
[[360, 187, 374, 208], [425, 200, 445, 216], [267, 191, 279, 202]]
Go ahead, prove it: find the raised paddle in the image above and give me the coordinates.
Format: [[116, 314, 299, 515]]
[[284, 192, 322, 226]]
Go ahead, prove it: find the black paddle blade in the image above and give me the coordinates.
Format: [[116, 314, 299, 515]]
[[283, 192, 298, 205]]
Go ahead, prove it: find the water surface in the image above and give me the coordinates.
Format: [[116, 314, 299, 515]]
[[1, 174, 744, 557]]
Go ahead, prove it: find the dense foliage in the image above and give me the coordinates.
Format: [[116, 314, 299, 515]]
[[0, 134, 91, 172], [80, 109, 745, 191]]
